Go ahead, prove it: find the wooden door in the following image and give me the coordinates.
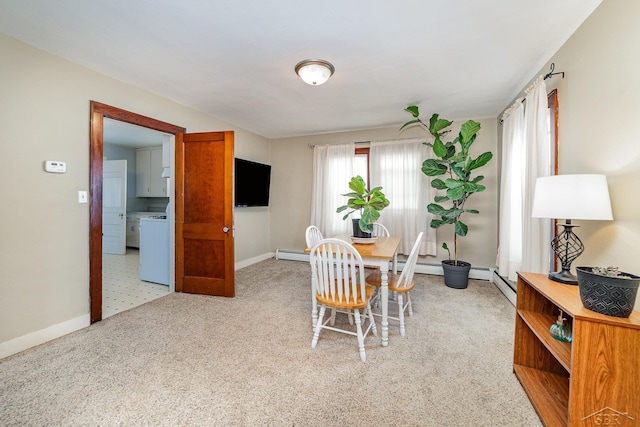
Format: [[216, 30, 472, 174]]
[[102, 160, 127, 254], [176, 131, 235, 297]]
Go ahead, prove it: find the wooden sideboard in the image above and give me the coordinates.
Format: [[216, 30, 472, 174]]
[[514, 272, 640, 427]]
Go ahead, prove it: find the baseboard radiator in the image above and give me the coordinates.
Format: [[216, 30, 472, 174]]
[[492, 271, 516, 306], [274, 249, 495, 282]]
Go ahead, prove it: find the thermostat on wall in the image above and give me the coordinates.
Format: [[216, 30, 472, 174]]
[[44, 160, 66, 173]]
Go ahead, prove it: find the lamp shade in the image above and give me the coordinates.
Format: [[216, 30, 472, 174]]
[[531, 174, 613, 220], [295, 59, 334, 85]]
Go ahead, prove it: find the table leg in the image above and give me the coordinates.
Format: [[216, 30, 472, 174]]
[[380, 261, 389, 347], [392, 252, 398, 274]]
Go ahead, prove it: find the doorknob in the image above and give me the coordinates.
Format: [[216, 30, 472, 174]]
[[223, 226, 230, 233], [119, 213, 124, 219]]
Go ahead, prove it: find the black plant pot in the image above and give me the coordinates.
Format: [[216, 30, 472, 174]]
[[352, 218, 372, 238], [442, 260, 471, 289], [576, 267, 640, 318]]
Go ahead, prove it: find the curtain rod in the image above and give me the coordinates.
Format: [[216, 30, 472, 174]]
[[544, 63, 564, 80], [308, 141, 369, 148], [308, 136, 423, 149], [500, 63, 565, 124]]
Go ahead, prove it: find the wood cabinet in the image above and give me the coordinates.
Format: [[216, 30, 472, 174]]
[[136, 146, 166, 197], [514, 272, 640, 427]]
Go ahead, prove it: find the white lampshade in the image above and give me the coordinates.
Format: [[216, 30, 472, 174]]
[[532, 174, 613, 220], [295, 59, 335, 85]]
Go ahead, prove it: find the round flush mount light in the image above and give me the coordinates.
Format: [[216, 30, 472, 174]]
[[295, 59, 335, 85]]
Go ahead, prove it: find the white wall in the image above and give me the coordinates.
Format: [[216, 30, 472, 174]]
[[270, 119, 499, 268], [498, 0, 640, 307], [0, 33, 270, 350]]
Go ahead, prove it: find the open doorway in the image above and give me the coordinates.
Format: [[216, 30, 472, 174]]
[[89, 102, 185, 323], [102, 118, 175, 317]]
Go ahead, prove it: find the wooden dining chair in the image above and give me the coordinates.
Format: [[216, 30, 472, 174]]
[[305, 225, 353, 328], [371, 222, 390, 237], [305, 225, 323, 248], [309, 238, 378, 362], [365, 232, 423, 337], [364, 222, 392, 272]]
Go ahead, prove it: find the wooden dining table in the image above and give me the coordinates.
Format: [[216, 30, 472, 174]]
[[307, 235, 401, 347]]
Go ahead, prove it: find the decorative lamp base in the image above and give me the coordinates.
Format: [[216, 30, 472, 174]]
[[549, 269, 578, 285]]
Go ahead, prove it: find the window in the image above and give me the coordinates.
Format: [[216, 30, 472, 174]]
[[354, 148, 369, 187], [310, 140, 436, 255]]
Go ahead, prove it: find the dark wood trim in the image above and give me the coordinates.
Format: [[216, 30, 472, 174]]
[[355, 147, 371, 188], [89, 101, 185, 323], [174, 133, 184, 293]]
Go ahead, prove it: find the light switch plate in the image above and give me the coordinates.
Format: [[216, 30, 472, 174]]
[[78, 191, 88, 204]]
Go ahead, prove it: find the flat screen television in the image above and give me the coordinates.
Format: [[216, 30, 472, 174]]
[[234, 158, 271, 207]]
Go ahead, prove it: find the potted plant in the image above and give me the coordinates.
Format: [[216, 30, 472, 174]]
[[401, 106, 493, 288], [336, 175, 390, 238], [576, 266, 640, 318]]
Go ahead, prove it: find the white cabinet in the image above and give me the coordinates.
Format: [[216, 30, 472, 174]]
[[162, 140, 170, 168], [136, 146, 166, 197]]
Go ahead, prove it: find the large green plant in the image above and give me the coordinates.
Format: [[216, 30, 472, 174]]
[[336, 175, 390, 233], [401, 106, 493, 265]]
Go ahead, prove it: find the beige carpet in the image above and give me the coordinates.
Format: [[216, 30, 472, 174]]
[[0, 258, 541, 426]]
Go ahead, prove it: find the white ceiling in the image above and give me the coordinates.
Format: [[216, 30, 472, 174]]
[[0, 0, 602, 139]]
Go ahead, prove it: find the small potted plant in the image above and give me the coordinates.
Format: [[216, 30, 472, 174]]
[[401, 106, 492, 288], [576, 266, 640, 318], [336, 175, 390, 238]]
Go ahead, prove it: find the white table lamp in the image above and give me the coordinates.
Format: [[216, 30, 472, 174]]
[[531, 174, 613, 284]]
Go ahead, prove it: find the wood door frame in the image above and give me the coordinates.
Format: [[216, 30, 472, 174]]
[[89, 101, 185, 323]]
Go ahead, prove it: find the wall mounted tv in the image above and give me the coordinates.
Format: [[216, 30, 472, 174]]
[[234, 158, 271, 207]]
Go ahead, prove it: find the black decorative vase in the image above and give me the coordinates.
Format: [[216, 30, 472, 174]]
[[576, 267, 640, 318], [352, 218, 371, 238], [442, 260, 471, 289]]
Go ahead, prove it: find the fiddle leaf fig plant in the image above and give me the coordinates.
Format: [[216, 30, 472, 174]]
[[336, 175, 390, 233], [401, 105, 493, 265]]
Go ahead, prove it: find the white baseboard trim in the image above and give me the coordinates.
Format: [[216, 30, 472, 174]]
[[235, 252, 275, 270], [273, 249, 494, 281], [0, 313, 90, 360]]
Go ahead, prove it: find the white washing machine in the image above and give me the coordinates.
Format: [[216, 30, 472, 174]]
[[139, 216, 170, 285]]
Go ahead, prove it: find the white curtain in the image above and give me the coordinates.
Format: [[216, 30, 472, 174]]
[[310, 143, 355, 237], [521, 76, 551, 273], [497, 76, 551, 278], [370, 139, 436, 255], [497, 99, 525, 280]]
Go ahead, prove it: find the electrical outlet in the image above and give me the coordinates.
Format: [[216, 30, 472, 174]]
[[78, 191, 88, 204]]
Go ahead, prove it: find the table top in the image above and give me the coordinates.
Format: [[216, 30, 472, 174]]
[[330, 235, 400, 260]]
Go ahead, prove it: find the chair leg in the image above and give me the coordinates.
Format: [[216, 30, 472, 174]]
[[311, 306, 326, 348], [353, 309, 366, 362], [397, 294, 406, 337], [406, 292, 413, 317], [329, 308, 337, 326], [366, 302, 378, 336], [369, 288, 380, 310]]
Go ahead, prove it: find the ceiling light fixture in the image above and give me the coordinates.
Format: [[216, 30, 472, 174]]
[[295, 59, 335, 85]]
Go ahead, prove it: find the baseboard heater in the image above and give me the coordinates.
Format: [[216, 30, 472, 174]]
[[492, 271, 516, 306], [274, 249, 494, 281]]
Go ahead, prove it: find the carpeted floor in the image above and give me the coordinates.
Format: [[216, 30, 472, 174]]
[[0, 258, 541, 426]]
